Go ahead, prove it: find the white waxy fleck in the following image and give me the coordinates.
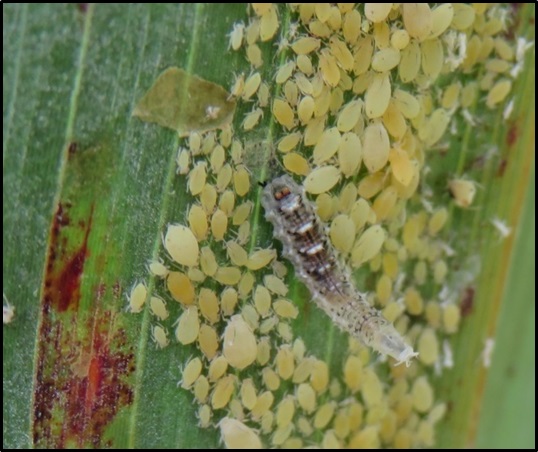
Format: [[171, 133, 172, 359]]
[[149, 296, 168, 321], [304, 166, 341, 194], [223, 314, 257, 370], [363, 122, 390, 172], [129, 282, 147, 313], [175, 306, 200, 345], [164, 224, 199, 267]]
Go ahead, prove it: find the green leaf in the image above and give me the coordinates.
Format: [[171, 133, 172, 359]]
[[3, 3, 535, 449]]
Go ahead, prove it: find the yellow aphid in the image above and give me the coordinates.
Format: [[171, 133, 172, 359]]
[[242, 107, 263, 131], [284, 80, 299, 106], [343, 9, 362, 44], [262, 367, 281, 391], [353, 37, 374, 76], [417, 327, 439, 365], [232, 201, 253, 226], [226, 241, 248, 267], [338, 182, 358, 213], [393, 89, 420, 119], [442, 303, 461, 334], [364, 3, 392, 23], [382, 253, 398, 279], [389, 147, 414, 186], [329, 214, 356, 253], [361, 368, 384, 408], [448, 179, 476, 208], [210, 144, 225, 173], [237, 221, 251, 246], [486, 79, 512, 108], [451, 3, 475, 31], [277, 132, 302, 153], [329, 87, 345, 113], [149, 296, 168, 321], [276, 61, 296, 85], [376, 274, 392, 305], [194, 375, 210, 403], [319, 49, 340, 87], [259, 5, 279, 41], [494, 38, 515, 61], [211, 375, 235, 410], [313, 127, 341, 164], [219, 417, 262, 449], [241, 378, 258, 410], [176, 148, 190, 175], [277, 322, 293, 342], [246, 44, 263, 68], [230, 72, 245, 99], [221, 287, 238, 317], [349, 426, 380, 448], [292, 37, 321, 55], [247, 249, 276, 271], [425, 301, 441, 328], [262, 275, 287, 298], [188, 204, 208, 241], [233, 166, 250, 198], [223, 314, 257, 369], [314, 402, 336, 429], [245, 17, 260, 44], [372, 186, 398, 221], [210, 209, 228, 241], [322, 431, 341, 449], [175, 306, 200, 345], [358, 173, 385, 202], [128, 282, 147, 313], [363, 122, 390, 172], [421, 38, 444, 80], [315, 193, 335, 221], [252, 285, 271, 317], [188, 133, 201, 154], [164, 224, 199, 267], [404, 287, 424, 315], [201, 184, 217, 213], [276, 346, 295, 380], [382, 102, 407, 139], [314, 3, 331, 22], [430, 3, 454, 38], [148, 260, 169, 278], [219, 125, 232, 148], [216, 163, 233, 191], [200, 133, 215, 155], [304, 116, 326, 146], [309, 19, 331, 39], [485, 58, 511, 74], [200, 246, 218, 277], [351, 225, 386, 267], [251, 391, 274, 420], [296, 54, 313, 75], [411, 376, 434, 413], [338, 132, 362, 177], [273, 99, 295, 130], [420, 108, 450, 147], [329, 37, 354, 71], [199, 324, 219, 359], [292, 357, 314, 383], [297, 383, 317, 414], [365, 72, 391, 118], [238, 272, 256, 299], [296, 416, 313, 437], [297, 95, 315, 124], [251, 3, 272, 16], [336, 100, 362, 132], [214, 266, 242, 285], [372, 48, 401, 72], [390, 29, 410, 50], [219, 191, 235, 216], [181, 357, 203, 389], [152, 325, 169, 349], [188, 162, 207, 196], [208, 355, 228, 382], [402, 3, 432, 41], [283, 152, 310, 176], [273, 299, 299, 319], [275, 397, 295, 429], [243, 72, 262, 100], [199, 288, 220, 324], [228, 22, 244, 51], [260, 412, 274, 435], [308, 360, 328, 394], [167, 271, 195, 305], [393, 428, 413, 448], [343, 355, 362, 392], [304, 165, 341, 194], [399, 41, 421, 83], [256, 337, 271, 366], [433, 260, 448, 284], [257, 82, 270, 107]]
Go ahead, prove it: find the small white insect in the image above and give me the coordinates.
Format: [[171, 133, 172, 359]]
[[481, 338, 495, 368], [3, 293, 15, 324], [262, 175, 418, 366], [491, 217, 512, 239]]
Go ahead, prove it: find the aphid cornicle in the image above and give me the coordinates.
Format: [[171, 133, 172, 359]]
[[262, 175, 418, 366]]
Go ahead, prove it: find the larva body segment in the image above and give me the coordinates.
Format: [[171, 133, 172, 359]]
[[262, 175, 417, 366]]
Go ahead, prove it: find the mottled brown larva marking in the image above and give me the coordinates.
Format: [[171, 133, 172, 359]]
[[262, 175, 417, 366]]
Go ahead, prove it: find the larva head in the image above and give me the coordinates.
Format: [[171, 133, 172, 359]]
[[262, 175, 301, 212]]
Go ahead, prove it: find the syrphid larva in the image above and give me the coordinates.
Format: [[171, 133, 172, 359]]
[[262, 175, 418, 366]]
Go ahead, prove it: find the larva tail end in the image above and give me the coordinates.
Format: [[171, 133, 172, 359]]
[[393, 346, 419, 367], [371, 323, 418, 367]]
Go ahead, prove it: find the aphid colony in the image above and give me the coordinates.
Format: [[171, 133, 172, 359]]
[[129, 3, 523, 449]]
